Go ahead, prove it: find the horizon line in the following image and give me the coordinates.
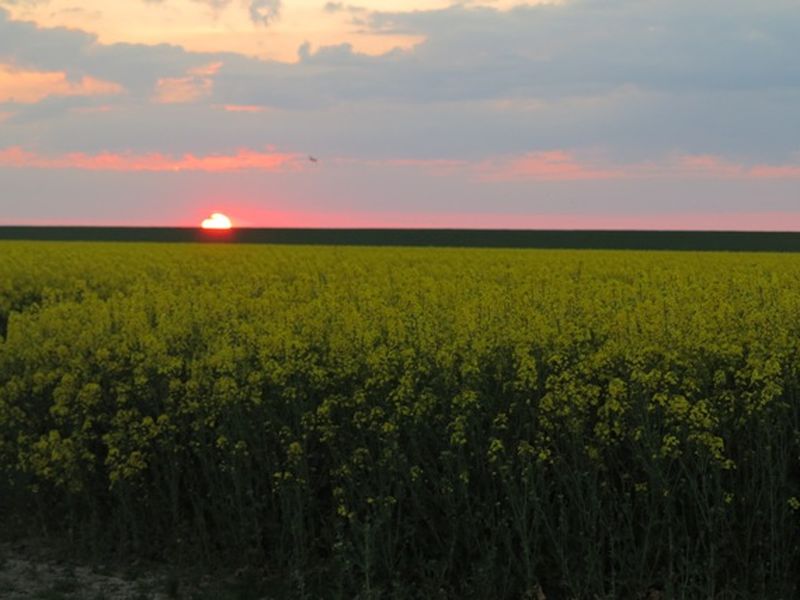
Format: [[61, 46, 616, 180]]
[[2, 225, 800, 234]]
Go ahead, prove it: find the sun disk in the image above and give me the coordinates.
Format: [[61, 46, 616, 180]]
[[201, 212, 232, 229]]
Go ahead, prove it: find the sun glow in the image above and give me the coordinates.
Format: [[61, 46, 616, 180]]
[[201, 212, 232, 229]]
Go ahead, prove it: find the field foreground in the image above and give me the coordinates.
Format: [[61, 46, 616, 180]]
[[1, 242, 799, 598]]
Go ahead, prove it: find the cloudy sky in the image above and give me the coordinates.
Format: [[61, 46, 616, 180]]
[[0, 0, 798, 229]]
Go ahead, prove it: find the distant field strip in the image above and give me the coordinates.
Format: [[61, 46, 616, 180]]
[[1, 243, 799, 598], [2, 227, 800, 251]]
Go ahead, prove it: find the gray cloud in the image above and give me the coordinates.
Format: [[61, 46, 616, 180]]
[[323, 2, 366, 15], [248, 0, 280, 26], [194, 0, 233, 9], [140, 0, 281, 25], [0, 1, 50, 5], [0, 7, 234, 96], [0, 1, 799, 164], [359, 1, 800, 94], [217, 0, 800, 110], [5, 1, 800, 103]]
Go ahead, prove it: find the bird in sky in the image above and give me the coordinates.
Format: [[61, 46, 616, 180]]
[[308, 155, 318, 163]]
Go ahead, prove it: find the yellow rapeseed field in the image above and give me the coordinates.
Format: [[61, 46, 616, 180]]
[[1, 242, 798, 598]]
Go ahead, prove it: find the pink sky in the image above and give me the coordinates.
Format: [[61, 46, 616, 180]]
[[1, 1, 798, 229]]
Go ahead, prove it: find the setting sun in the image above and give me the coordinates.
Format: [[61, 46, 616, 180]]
[[201, 212, 232, 229]]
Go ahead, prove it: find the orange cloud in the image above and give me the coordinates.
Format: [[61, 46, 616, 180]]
[[474, 152, 800, 182], [337, 154, 623, 181], [384, 158, 467, 176], [154, 61, 222, 104], [71, 105, 115, 115], [380, 158, 466, 169], [0, 63, 123, 103], [3, 145, 800, 181], [221, 104, 270, 113], [0, 146, 301, 172], [678, 154, 800, 179], [334, 157, 468, 176], [678, 154, 744, 177], [750, 165, 800, 178], [478, 151, 626, 181]]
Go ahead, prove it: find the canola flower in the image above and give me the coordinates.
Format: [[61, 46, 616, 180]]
[[0, 242, 798, 598]]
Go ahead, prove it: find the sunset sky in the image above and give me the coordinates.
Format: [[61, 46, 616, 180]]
[[1, 0, 798, 229]]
